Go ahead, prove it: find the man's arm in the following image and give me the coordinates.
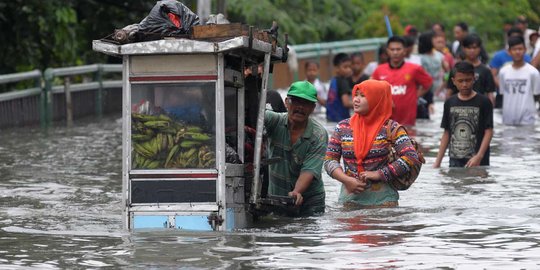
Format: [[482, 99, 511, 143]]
[[489, 52, 503, 89], [291, 127, 328, 206], [337, 78, 353, 108], [433, 130, 450, 168], [532, 52, 540, 69], [416, 66, 433, 97], [417, 86, 429, 97], [264, 110, 283, 135], [491, 68, 501, 89], [486, 92, 495, 106], [340, 93, 353, 108], [466, 128, 493, 167], [484, 67, 497, 106], [289, 171, 315, 206]]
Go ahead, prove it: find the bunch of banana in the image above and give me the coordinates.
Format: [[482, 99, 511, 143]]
[[131, 112, 216, 169], [198, 145, 216, 167], [132, 152, 161, 169]]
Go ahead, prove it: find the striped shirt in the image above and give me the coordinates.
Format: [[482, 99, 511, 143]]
[[265, 111, 328, 200], [324, 118, 422, 205]]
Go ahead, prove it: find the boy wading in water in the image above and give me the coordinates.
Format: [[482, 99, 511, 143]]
[[498, 36, 540, 126], [433, 61, 493, 168]]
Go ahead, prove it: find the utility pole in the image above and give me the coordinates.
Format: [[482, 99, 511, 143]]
[[217, 0, 226, 17], [197, 0, 211, 24]]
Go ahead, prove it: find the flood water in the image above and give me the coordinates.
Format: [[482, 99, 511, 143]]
[[1, 101, 540, 269]]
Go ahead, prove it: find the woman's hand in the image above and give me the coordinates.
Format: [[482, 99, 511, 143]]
[[358, 171, 382, 182], [343, 176, 367, 194]]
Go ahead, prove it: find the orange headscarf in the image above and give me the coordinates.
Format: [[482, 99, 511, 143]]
[[349, 80, 393, 172]]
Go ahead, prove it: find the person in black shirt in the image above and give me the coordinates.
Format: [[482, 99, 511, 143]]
[[350, 52, 369, 85], [446, 34, 496, 106], [434, 62, 493, 168]]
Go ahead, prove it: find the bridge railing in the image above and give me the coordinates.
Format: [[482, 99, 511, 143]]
[[0, 64, 122, 128]]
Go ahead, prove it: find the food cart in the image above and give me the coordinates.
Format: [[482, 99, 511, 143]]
[[93, 29, 288, 231]]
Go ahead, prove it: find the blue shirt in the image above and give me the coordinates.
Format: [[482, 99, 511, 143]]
[[326, 77, 351, 122], [490, 49, 531, 70]]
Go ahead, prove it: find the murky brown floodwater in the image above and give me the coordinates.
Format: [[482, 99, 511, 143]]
[[1, 101, 540, 269]]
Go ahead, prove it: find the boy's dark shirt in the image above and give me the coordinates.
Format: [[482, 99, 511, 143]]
[[447, 64, 495, 96], [337, 76, 353, 97], [326, 75, 353, 122], [441, 94, 493, 166], [351, 74, 369, 86]]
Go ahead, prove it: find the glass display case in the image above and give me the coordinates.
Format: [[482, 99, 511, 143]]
[[130, 82, 216, 170]]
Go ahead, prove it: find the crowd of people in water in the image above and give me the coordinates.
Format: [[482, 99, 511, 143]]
[[263, 16, 540, 215]]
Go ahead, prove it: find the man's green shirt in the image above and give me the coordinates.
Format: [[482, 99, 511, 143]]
[[264, 111, 328, 199]]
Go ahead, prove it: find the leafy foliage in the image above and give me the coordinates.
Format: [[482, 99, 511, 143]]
[[0, 0, 538, 75]]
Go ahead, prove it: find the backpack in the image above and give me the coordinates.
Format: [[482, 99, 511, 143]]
[[385, 120, 425, 190]]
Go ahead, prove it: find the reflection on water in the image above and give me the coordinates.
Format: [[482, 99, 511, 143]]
[[1, 103, 540, 269]]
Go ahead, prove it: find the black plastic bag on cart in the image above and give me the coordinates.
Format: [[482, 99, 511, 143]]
[[138, 0, 200, 36]]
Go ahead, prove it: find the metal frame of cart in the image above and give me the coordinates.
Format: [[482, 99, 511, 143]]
[[93, 36, 284, 231]]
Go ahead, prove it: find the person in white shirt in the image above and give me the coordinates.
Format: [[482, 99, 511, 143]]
[[498, 36, 540, 126], [304, 61, 328, 114]]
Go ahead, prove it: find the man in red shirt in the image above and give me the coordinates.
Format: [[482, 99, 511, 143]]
[[372, 36, 433, 126]]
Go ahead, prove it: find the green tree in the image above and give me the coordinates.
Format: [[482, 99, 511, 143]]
[[227, 0, 365, 44], [355, 0, 539, 51], [1, 0, 539, 76], [0, 0, 156, 74]]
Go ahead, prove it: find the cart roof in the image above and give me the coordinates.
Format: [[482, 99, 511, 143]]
[[93, 36, 283, 59]]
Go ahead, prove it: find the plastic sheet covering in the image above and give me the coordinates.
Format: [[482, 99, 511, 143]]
[[138, 0, 200, 36]]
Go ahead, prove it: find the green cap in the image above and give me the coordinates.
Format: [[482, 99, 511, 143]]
[[287, 81, 317, 103]]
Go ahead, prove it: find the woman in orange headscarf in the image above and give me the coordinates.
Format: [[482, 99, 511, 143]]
[[324, 80, 422, 207]]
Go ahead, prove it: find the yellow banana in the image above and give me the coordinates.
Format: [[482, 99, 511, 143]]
[[146, 160, 160, 169], [131, 152, 138, 168], [133, 143, 154, 158], [135, 153, 144, 168], [156, 133, 165, 151], [149, 137, 160, 153], [138, 157, 149, 168], [165, 145, 180, 168], [132, 113, 159, 122], [202, 152, 214, 162], [167, 134, 174, 150], [198, 147, 207, 161], [180, 140, 202, 148], [186, 126, 202, 133], [176, 155, 187, 168], [132, 133, 153, 142], [158, 114, 172, 122], [187, 155, 198, 167], [144, 120, 170, 129], [204, 158, 216, 167], [185, 147, 198, 158], [160, 127, 177, 134], [184, 132, 211, 141]]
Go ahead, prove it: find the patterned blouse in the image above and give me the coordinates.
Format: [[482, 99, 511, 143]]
[[324, 118, 422, 205]]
